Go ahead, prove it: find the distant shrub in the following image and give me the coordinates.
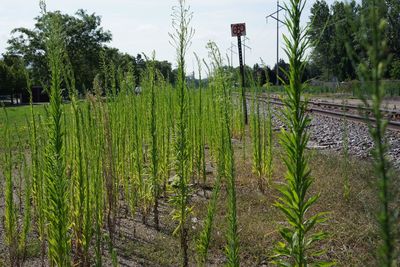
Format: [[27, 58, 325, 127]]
[[390, 59, 400, 80]]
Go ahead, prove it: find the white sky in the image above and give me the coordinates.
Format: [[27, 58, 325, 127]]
[[0, 0, 340, 76]]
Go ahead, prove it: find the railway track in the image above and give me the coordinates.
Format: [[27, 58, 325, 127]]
[[247, 94, 400, 131], [233, 93, 400, 169]]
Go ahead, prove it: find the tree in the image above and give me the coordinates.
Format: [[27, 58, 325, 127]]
[[0, 56, 26, 103], [386, 0, 400, 78], [386, 0, 400, 59], [309, 0, 332, 79], [332, 1, 360, 80], [309, 0, 400, 81], [273, 59, 290, 84], [155, 60, 174, 84], [7, 9, 111, 92], [253, 63, 267, 86], [100, 48, 175, 92], [390, 59, 400, 79], [309, 0, 360, 81], [0, 60, 12, 96]]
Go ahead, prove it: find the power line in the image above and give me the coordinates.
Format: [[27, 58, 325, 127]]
[[227, 42, 237, 67], [266, 0, 285, 85], [242, 36, 251, 67]]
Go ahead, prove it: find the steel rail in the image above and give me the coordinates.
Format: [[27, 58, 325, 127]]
[[245, 94, 400, 131]]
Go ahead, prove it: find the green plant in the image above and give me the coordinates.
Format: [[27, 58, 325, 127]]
[[63, 50, 93, 266], [146, 53, 161, 230], [207, 41, 240, 266], [169, 1, 194, 265], [251, 82, 264, 191], [102, 104, 118, 266], [193, 52, 207, 187], [2, 109, 18, 266], [263, 85, 274, 184], [88, 92, 106, 267], [341, 103, 350, 200], [389, 59, 400, 79], [272, 0, 331, 265], [346, 0, 397, 264], [17, 121, 32, 264], [196, 172, 222, 266], [44, 12, 71, 266]]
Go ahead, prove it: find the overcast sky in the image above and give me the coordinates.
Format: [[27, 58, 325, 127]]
[[0, 0, 340, 76]]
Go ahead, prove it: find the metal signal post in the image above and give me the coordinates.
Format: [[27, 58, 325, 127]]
[[231, 23, 248, 125]]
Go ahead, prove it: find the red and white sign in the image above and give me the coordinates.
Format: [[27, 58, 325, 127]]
[[231, 23, 246, 37]]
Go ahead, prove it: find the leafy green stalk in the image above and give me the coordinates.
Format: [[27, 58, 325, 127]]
[[196, 172, 222, 266], [194, 52, 207, 186], [169, 1, 194, 265], [17, 70, 34, 264], [207, 41, 240, 266], [2, 110, 18, 266], [272, 0, 330, 265], [251, 83, 263, 191], [146, 54, 160, 230], [17, 122, 32, 264], [263, 86, 274, 184], [63, 50, 91, 266], [26, 69, 47, 265], [345, 0, 396, 264], [260, 66, 274, 185], [44, 13, 71, 266], [342, 104, 350, 200]]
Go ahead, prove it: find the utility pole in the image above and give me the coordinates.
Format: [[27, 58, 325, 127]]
[[266, 0, 284, 85]]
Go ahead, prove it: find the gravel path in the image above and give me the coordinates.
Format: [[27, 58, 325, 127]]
[[309, 114, 400, 170], [252, 100, 400, 170]]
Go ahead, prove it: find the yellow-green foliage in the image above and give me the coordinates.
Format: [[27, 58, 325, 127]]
[[44, 14, 71, 266]]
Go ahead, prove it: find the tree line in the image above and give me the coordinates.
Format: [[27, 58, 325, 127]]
[[1, 1, 400, 101], [308, 0, 400, 81], [0, 9, 177, 100]]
